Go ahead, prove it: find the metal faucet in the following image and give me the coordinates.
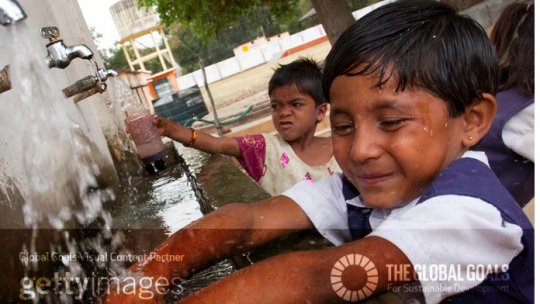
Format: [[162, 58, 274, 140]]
[[63, 66, 118, 103], [0, 0, 26, 25], [96, 67, 118, 83], [40, 26, 94, 69]]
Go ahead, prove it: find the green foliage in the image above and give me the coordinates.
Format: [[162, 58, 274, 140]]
[[102, 47, 130, 72], [166, 4, 304, 73], [143, 57, 166, 74], [101, 47, 166, 74], [348, 0, 381, 10], [138, 0, 299, 41], [98, 1, 309, 74], [100, 0, 375, 74]]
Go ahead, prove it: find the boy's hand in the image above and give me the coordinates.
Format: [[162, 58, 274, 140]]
[[100, 290, 161, 304]]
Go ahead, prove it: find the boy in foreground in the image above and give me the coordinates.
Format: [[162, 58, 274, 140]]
[[103, 1, 533, 303]]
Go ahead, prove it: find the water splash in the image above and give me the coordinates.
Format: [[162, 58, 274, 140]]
[[109, 77, 146, 117], [6, 23, 109, 228], [1, 21, 118, 303], [103, 77, 148, 155]]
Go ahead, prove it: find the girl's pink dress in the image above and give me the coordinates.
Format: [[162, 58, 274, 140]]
[[234, 133, 340, 195]]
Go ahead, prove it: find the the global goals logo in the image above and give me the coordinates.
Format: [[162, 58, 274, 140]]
[[330, 254, 379, 302]]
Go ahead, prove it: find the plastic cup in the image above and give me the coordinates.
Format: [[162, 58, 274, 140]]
[[125, 110, 165, 163]]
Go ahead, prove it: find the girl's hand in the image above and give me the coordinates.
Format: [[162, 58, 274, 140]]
[[152, 115, 177, 137]]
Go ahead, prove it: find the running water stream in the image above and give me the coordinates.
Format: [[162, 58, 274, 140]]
[[1, 21, 118, 302]]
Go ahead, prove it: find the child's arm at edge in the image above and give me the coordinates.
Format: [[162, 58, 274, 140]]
[[101, 195, 313, 303], [178, 236, 413, 304], [154, 116, 242, 157]]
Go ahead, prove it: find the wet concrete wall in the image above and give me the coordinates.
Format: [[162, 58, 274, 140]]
[[0, 0, 113, 172], [0, 0, 142, 209], [0, 2, 142, 300]]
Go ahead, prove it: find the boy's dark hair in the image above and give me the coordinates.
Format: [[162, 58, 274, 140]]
[[322, 0, 498, 117], [490, 1, 534, 96], [269, 57, 327, 106]]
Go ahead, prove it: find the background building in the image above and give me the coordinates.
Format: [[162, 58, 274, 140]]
[[110, 0, 177, 74], [110, 0, 158, 39]]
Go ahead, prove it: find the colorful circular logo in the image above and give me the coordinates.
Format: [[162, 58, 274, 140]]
[[331, 254, 379, 302]]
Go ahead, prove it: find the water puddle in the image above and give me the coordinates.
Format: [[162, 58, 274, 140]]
[[106, 145, 237, 302]]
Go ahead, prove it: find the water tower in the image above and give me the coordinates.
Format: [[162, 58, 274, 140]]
[[110, 0, 179, 103]]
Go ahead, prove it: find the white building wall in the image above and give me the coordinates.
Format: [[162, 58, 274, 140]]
[[260, 41, 283, 61], [177, 23, 328, 89]]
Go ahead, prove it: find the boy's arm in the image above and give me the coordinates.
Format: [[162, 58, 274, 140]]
[[102, 196, 313, 303], [155, 116, 242, 157], [179, 236, 413, 304]]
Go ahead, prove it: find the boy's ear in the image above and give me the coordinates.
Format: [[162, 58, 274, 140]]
[[316, 103, 328, 123], [462, 93, 497, 148]]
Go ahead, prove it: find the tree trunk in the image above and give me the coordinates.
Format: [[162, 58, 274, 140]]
[[310, 0, 485, 46], [310, 0, 355, 45]]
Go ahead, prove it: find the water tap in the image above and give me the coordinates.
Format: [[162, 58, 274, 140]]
[[96, 67, 118, 83], [63, 65, 117, 103], [0, 0, 26, 25], [40, 26, 94, 69]]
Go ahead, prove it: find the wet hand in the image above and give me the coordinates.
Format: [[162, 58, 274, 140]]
[[100, 285, 163, 304], [100, 295, 161, 304], [152, 115, 172, 137], [152, 115, 187, 142]]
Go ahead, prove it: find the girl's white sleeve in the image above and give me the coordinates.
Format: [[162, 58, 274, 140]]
[[502, 103, 534, 161]]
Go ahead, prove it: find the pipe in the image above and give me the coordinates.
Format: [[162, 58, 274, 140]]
[[72, 83, 105, 103], [0, 65, 10, 93], [62, 75, 98, 98]]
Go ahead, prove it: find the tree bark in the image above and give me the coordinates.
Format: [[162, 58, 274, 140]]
[[310, 0, 355, 45]]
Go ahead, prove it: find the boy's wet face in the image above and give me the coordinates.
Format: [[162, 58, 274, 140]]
[[330, 74, 467, 208], [270, 85, 325, 142]]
